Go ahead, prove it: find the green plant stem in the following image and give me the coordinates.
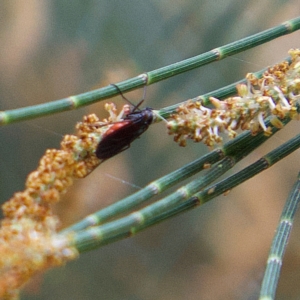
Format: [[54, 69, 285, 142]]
[[194, 134, 300, 203], [259, 173, 300, 300], [67, 133, 300, 253], [158, 65, 269, 119], [0, 17, 299, 125]]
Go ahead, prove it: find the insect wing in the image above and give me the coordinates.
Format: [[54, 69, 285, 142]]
[[96, 120, 148, 159], [96, 108, 154, 160]]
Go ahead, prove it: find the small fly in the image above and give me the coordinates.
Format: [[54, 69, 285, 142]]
[[96, 84, 155, 160]]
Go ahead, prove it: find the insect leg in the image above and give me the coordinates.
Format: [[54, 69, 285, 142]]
[[111, 83, 146, 112]]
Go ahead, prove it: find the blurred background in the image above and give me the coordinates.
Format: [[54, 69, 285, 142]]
[[0, 1, 300, 299]]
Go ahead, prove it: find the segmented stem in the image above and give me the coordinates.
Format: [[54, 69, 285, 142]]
[[259, 173, 300, 300], [0, 17, 299, 125]]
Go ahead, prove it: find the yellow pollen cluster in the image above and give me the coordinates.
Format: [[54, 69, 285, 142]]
[[167, 49, 300, 147], [0, 103, 128, 299]]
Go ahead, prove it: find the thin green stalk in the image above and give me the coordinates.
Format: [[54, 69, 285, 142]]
[[158, 65, 270, 119], [0, 17, 299, 125], [259, 173, 300, 300], [145, 18, 300, 84], [194, 134, 300, 204], [68, 133, 300, 253]]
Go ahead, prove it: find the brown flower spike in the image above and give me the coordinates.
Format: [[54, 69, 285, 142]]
[[0, 103, 130, 299], [167, 49, 300, 147]]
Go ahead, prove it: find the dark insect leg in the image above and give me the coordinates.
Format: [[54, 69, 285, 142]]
[[111, 83, 146, 112]]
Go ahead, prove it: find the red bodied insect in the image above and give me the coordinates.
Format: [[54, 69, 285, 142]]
[[96, 84, 155, 160]]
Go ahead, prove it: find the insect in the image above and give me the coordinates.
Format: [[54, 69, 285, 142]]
[[95, 84, 155, 160]]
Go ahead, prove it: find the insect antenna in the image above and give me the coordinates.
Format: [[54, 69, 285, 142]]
[[111, 84, 146, 112]]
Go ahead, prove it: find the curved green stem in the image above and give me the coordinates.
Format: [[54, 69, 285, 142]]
[[0, 17, 299, 125]]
